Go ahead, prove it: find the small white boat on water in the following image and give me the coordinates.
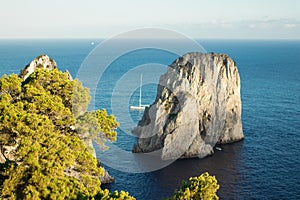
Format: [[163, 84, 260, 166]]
[[130, 74, 149, 111], [215, 147, 222, 151]]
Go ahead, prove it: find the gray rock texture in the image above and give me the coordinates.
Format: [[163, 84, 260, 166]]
[[0, 142, 19, 164], [19, 55, 57, 80], [19, 54, 73, 81], [132, 52, 244, 159]]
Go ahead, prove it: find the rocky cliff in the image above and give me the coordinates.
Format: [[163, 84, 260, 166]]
[[19, 54, 73, 81], [19, 55, 57, 80], [132, 52, 244, 160]]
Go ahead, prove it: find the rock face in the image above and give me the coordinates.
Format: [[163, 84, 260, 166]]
[[19, 55, 57, 80], [79, 134, 114, 184], [99, 165, 114, 184], [132, 52, 244, 160], [19, 55, 74, 81], [0, 143, 18, 164]]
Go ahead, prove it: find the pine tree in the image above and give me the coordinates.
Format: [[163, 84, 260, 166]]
[[167, 172, 220, 200], [0, 68, 134, 200]]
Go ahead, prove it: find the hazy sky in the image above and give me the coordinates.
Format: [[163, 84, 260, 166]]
[[1, 0, 299, 39]]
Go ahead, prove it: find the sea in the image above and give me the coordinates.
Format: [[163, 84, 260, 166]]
[[0, 39, 299, 199]]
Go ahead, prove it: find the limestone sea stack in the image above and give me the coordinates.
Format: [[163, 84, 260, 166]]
[[132, 52, 244, 160]]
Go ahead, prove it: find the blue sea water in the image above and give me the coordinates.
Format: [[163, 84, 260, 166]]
[[0, 39, 300, 199]]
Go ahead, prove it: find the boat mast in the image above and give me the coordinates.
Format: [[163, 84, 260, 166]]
[[139, 74, 142, 107]]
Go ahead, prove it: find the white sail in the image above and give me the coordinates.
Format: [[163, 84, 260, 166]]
[[130, 74, 149, 111]]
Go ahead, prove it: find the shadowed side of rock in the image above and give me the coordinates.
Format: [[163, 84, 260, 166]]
[[132, 52, 244, 160]]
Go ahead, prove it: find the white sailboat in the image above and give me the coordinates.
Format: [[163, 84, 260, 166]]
[[130, 74, 149, 111]]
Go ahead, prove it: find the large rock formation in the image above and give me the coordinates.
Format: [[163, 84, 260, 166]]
[[132, 52, 244, 160]]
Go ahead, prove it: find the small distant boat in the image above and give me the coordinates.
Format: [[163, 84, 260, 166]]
[[215, 147, 222, 151], [130, 74, 149, 111]]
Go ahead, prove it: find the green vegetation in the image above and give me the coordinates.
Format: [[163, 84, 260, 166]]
[[167, 172, 219, 200], [96, 190, 135, 200], [0, 69, 134, 199], [0, 66, 220, 200]]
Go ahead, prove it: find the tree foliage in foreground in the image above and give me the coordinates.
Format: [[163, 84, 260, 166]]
[[0, 68, 134, 199], [167, 172, 220, 200], [0, 67, 219, 200]]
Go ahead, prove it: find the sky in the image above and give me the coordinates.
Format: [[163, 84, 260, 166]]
[[0, 0, 299, 39]]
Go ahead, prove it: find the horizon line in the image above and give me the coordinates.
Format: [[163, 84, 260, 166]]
[[0, 37, 300, 41]]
